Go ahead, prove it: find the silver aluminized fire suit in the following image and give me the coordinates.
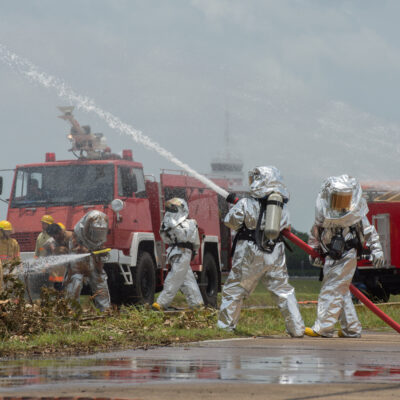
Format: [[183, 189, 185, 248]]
[[65, 210, 111, 311], [156, 198, 203, 309], [307, 175, 384, 338], [217, 166, 305, 336]]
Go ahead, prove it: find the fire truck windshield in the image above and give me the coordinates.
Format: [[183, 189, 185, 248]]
[[11, 165, 114, 207]]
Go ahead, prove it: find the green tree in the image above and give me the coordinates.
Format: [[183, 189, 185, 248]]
[[285, 228, 319, 276]]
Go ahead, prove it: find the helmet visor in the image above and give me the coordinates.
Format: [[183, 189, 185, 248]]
[[165, 198, 182, 213], [330, 190, 352, 213], [165, 204, 179, 213], [88, 227, 108, 245]]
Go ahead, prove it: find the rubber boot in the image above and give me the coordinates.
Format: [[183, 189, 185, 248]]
[[152, 302, 163, 311], [304, 327, 320, 337]]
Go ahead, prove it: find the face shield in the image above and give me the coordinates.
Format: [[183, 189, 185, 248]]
[[165, 198, 181, 213], [330, 190, 352, 216], [87, 221, 108, 245]]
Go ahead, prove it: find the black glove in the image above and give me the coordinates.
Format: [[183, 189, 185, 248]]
[[226, 192, 238, 204]]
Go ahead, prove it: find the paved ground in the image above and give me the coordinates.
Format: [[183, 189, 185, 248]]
[[1, 331, 400, 399]]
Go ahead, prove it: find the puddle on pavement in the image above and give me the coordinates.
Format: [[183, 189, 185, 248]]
[[0, 341, 400, 389]]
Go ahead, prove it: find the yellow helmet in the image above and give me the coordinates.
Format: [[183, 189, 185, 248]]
[[0, 220, 13, 231], [41, 215, 54, 224], [57, 222, 66, 231]]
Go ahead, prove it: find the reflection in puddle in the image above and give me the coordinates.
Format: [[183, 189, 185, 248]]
[[0, 344, 400, 389]]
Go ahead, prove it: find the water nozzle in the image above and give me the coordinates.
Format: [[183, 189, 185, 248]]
[[226, 192, 239, 204], [91, 248, 111, 255]]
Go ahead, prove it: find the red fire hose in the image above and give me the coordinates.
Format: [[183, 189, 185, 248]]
[[282, 228, 400, 334]]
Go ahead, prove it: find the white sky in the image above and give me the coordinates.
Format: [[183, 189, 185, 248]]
[[1, 0, 400, 231]]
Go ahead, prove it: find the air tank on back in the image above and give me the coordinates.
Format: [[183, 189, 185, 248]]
[[264, 193, 284, 241]]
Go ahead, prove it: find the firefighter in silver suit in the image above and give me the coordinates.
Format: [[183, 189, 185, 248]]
[[217, 166, 305, 337], [152, 198, 203, 310], [65, 210, 111, 311], [305, 175, 384, 338]]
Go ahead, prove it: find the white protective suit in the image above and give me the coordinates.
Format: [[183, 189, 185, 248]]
[[217, 166, 305, 337], [65, 210, 111, 311], [308, 175, 384, 338], [156, 198, 203, 309]]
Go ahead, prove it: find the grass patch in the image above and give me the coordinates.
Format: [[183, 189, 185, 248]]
[[1, 273, 399, 357], [165, 277, 322, 309]]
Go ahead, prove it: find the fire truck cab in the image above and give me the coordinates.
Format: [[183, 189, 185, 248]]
[[2, 108, 226, 307], [354, 182, 400, 302]]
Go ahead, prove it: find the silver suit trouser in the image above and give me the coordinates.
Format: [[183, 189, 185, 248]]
[[217, 241, 304, 337], [157, 249, 204, 308], [312, 249, 362, 337], [65, 268, 111, 312]]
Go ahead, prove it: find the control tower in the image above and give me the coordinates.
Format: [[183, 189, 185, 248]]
[[207, 111, 246, 192]]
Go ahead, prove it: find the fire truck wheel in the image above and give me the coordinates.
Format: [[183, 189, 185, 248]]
[[199, 252, 218, 308], [132, 251, 156, 304]]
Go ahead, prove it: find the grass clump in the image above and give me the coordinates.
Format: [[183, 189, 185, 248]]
[[0, 261, 81, 339], [0, 267, 399, 357]]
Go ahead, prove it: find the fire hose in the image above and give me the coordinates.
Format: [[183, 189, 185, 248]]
[[281, 228, 400, 334]]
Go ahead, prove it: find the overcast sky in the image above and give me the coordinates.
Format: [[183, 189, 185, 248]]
[[1, 0, 400, 231]]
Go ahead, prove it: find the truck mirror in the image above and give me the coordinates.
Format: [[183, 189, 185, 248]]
[[111, 198, 124, 212], [0, 177, 2, 195], [111, 198, 124, 222]]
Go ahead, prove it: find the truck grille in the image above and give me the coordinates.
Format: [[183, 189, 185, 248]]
[[12, 232, 39, 252]]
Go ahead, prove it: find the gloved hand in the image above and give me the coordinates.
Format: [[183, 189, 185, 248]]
[[371, 251, 385, 268], [226, 192, 238, 204], [309, 255, 324, 267]]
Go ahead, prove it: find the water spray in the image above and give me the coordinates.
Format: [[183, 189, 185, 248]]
[[13, 248, 112, 276], [0, 43, 229, 200], [13, 253, 92, 276]]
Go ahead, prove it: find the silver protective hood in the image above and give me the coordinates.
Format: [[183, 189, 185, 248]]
[[316, 175, 368, 228], [74, 210, 109, 250], [162, 198, 189, 230], [248, 166, 289, 200]]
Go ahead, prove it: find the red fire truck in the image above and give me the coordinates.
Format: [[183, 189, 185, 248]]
[[354, 182, 400, 302], [0, 107, 230, 307]]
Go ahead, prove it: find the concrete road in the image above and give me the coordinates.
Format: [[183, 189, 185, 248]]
[[1, 331, 400, 399]]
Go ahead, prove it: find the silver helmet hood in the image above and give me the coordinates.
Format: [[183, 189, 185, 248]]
[[316, 174, 368, 227], [162, 197, 189, 229], [248, 166, 289, 200], [74, 210, 109, 250]]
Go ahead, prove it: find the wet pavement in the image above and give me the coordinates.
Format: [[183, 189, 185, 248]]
[[1, 331, 400, 399]]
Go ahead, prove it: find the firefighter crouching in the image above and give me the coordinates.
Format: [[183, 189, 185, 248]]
[[65, 210, 111, 311], [305, 175, 384, 338], [217, 166, 305, 337], [152, 198, 204, 311], [0, 220, 20, 264]]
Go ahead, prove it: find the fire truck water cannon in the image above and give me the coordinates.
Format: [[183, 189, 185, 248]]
[[58, 106, 111, 160]]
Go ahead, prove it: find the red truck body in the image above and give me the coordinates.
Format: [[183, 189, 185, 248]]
[[5, 153, 229, 306], [354, 183, 400, 302]]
